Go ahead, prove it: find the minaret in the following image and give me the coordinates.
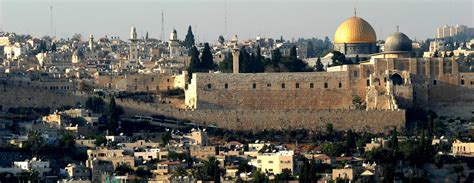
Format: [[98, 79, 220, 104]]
[[129, 27, 139, 66], [88, 34, 94, 51], [231, 35, 239, 74], [169, 29, 179, 58]]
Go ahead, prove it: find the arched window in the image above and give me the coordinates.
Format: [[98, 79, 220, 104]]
[[390, 74, 403, 85]]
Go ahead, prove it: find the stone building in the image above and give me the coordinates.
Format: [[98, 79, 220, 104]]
[[186, 14, 474, 112], [333, 14, 378, 59], [180, 14, 474, 132]]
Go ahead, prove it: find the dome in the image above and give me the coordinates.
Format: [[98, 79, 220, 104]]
[[334, 16, 376, 44], [384, 32, 412, 52]]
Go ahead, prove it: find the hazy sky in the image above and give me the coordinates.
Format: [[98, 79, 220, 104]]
[[1, 0, 473, 43]]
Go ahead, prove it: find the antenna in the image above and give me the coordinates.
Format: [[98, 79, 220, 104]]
[[354, 8, 357, 17], [224, 0, 227, 36], [50, 5, 54, 37], [397, 25, 399, 32], [161, 10, 165, 41]]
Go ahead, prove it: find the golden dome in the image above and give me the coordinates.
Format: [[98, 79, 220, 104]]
[[334, 16, 376, 44]]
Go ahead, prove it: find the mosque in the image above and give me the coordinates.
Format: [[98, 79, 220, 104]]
[[183, 13, 474, 119]]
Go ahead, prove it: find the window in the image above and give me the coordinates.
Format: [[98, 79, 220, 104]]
[[324, 83, 328, 88], [296, 83, 300, 88], [207, 84, 212, 89], [471, 81, 473, 85], [268, 161, 273, 164], [461, 80, 465, 85], [282, 83, 285, 88], [353, 71, 358, 77], [224, 83, 228, 89], [367, 79, 370, 86], [151, 77, 154, 81], [339, 82, 342, 88], [433, 80, 437, 85], [310, 83, 314, 88], [253, 83, 257, 89], [267, 83, 271, 87]]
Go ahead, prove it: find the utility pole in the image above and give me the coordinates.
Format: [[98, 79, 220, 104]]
[[224, 0, 227, 36], [161, 10, 164, 41], [50, 5, 54, 37]]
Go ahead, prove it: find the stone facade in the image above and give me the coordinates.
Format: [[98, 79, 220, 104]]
[[186, 72, 353, 110], [118, 99, 405, 133], [95, 73, 174, 92]]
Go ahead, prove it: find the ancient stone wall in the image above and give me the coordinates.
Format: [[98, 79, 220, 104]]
[[118, 99, 405, 133], [188, 72, 355, 110], [95, 73, 174, 92], [0, 83, 87, 110]]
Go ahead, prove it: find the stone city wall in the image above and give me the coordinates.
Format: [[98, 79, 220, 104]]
[[118, 99, 405, 133], [188, 72, 356, 110], [0, 83, 87, 110]]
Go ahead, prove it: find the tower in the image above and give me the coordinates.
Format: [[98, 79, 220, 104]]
[[232, 49, 239, 74], [169, 29, 180, 58], [129, 27, 139, 67], [88, 34, 94, 51], [231, 35, 239, 73], [161, 10, 165, 41]]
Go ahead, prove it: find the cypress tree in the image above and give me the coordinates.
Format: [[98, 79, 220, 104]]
[[315, 57, 324, 72], [254, 46, 265, 73], [218, 52, 233, 73], [290, 45, 297, 59], [184, 26, 195, 48], [200, 43, 215, 71], [188, 46, 201, 73]]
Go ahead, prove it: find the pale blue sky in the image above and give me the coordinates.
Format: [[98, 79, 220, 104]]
[[1, 0, 473, 42]]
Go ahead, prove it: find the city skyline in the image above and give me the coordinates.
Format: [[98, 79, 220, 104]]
[[1, 0, 473, 42]]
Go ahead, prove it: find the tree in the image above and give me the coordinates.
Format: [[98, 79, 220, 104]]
[[352, 95, 364, 109], [251, 169, 269, 183], [218, 35, 225, 45], [25, 130, 44, 155], [290, 45, 298, 59], [201, 43, 216, 71], [115, 163, 133, 175], [269, 48, 283, 71], [298, 158, 320, 182], [94, 135, 107, 146], [172, 166, 188, 179], [388, 128, 399, 152], [51, 42, 57, 52], [159, 132, 172, 146], [218, 52, 233, 73], [86, 96, 106, 113], [107, 97, 124, 133], [187, 46, 201, 78], [274, 169, 294, 181], [239, 47, 252, 73], [331, 51, 347, 66], [59, 132, 75, 149], [197, 156, 222, 182], [315, 57, 325, 71], [253, 46, 265, 73], [307, 41, 316, 58], [72, 33, 82, 42], [135, 167, 152, 180], [184, 26, 195, 48], [354, 54, 360, 63], [345, 129, 356, 150]]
